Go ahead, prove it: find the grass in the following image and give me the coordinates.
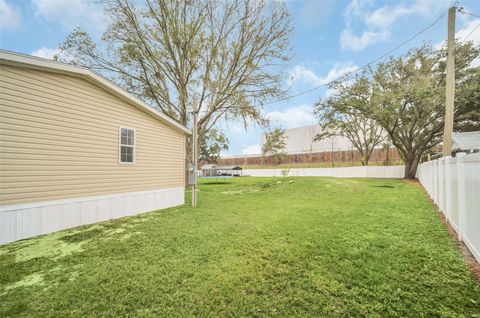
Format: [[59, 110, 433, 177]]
[[1, 177, 479, 317]]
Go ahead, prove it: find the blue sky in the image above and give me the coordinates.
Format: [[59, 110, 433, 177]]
[[1, 0, 479, 156]]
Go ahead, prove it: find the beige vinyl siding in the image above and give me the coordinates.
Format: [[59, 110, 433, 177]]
[[0, 64, 186, 205]]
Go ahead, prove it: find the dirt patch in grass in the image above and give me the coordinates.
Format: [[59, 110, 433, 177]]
[[221, 179, 295, 195], [372, 185, 395, 188], [60, 227, 105, 243], [3, 272, 44, 292], [10, 232, 85, 263], [221, 190, 247, 195]]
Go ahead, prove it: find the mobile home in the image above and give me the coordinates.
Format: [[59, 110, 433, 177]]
[[0, 50, 190, 244]]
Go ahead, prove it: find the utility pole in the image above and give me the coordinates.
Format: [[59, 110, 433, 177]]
[[191, 98, 198, 207], [443, 6, 456, 156]]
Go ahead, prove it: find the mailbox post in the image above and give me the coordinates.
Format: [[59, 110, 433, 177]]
[[189, 163, 197, 207]]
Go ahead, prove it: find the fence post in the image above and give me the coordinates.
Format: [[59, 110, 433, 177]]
[[425, 161, 432, 197], [440, 157, 447, 214], [444, 156, 452, 223], [437, 158, 441, 208], [431, 160, 435, 200], [433, 159, 438, 205], [428, 161, 432, 196], [456, 153, 466, 242]]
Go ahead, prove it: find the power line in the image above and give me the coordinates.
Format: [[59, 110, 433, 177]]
[[457, 8, 480, 19], [260, 3, 454, 107], [463, 21, 480, 41]]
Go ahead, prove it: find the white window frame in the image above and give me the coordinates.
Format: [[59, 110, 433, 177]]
[[119, 126, 136, 165]]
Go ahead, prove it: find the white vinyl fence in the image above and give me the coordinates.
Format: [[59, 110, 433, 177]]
[[243, 165, 405, 178], [417, 153, 480, 263]]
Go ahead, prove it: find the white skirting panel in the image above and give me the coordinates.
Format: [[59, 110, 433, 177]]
[[0, 187, 185, 244]]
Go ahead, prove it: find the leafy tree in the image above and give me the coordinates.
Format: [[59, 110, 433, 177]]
[[57, 0, 292, 163], [453, 66, 480, 132], [261, 128, 287, 165], [314, 99, 385, 166], [325, 42, 479, 179], [199, 129, 228, 163]]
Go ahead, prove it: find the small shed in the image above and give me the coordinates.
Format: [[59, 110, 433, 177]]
[[452, 131, 480, 153], [201, 164, 218, 177]]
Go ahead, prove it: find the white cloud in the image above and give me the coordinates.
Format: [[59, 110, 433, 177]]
[[457, 19, 480, 46], [31, 47, 60, 60], [470, 58, 480, 69], [0, 0, 21, 31], [288, 62, 358, 87], [288, 65, 321, 86], [266, 105, 316, 129], [344, 0, 370, 28], [241, 144, 261, 155], [457, 19, 480, 68], [435, 18, 480, 65], [340, 29, 390, 51], [366, 0, 450, 29], [341, 0, 390, 51], [366, 6, 410, 29], [341, 0, 450, 51], [32, 0, 105, 31]]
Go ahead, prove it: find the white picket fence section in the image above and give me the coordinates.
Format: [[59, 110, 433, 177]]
[[243, 165, 405, 178], [417, 153, 480, 263]]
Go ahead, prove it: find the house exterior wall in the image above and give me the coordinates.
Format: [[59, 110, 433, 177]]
[[0, 63, 186, 243], [0, 64, 186, 205]]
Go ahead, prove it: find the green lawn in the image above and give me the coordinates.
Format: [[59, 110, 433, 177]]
[[1, 177, 479, 317]]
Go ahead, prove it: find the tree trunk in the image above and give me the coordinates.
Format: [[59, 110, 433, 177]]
[[361, 151, 367, 166], [404, 153, 420, 179]]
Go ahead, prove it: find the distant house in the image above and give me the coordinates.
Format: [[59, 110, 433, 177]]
[[452, 131, 480, 153], [0, 50, 190, 244], [201, 164, 218, 176]]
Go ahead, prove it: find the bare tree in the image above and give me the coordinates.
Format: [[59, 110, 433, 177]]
[[261, 128, 287, 166], [302, 126, 318, 165], [314, 101, 385, 166], [199, 129, 228, 163], [57, 0, 292, 163]]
